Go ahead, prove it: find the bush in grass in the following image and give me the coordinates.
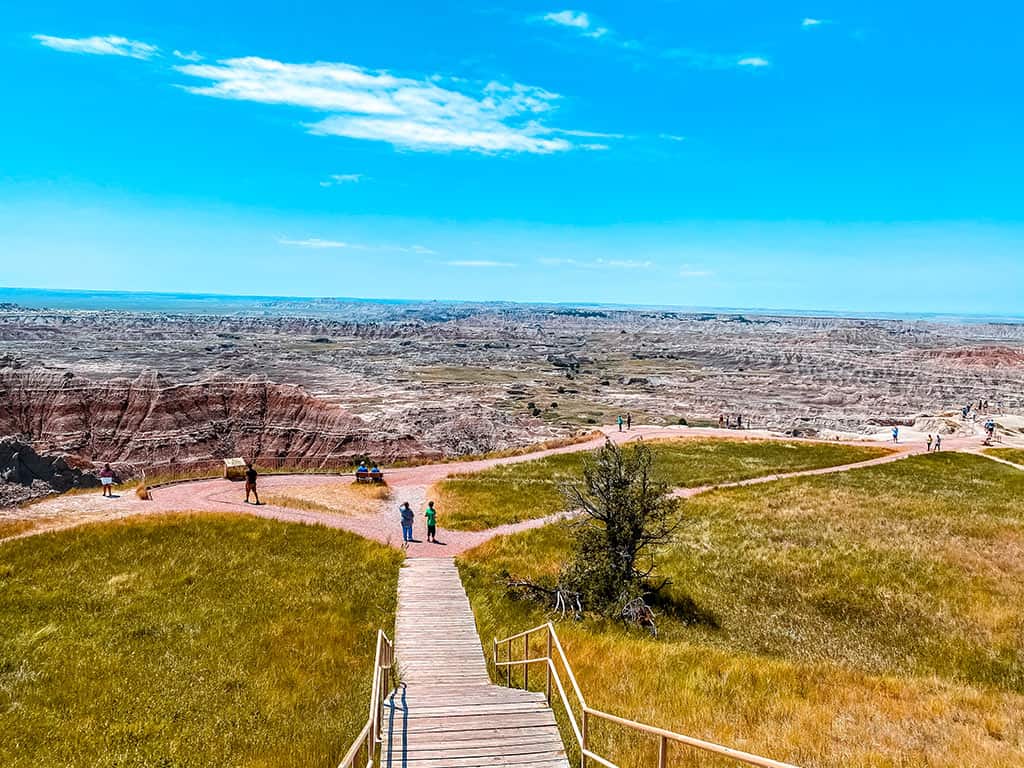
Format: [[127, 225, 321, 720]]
[[507, 440, 679, 622]]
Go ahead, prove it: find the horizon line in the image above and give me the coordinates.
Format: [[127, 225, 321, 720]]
[[2, 284, 1023, 325]]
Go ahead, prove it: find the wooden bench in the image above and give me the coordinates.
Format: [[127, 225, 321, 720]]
[[355, 470, 385, 484]]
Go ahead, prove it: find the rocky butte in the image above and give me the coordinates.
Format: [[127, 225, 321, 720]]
[[0, 368, 439, 473]]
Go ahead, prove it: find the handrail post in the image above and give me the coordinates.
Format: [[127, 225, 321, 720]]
[[658, 734, 668, 768], [545, 628, 552, 705], [581, 708, 589, 768], [506, 637, 512, 687], [493, 637, 498, 680], [524, 630, 530, 691]]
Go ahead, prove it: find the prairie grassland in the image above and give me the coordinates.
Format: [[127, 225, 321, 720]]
[[0, 519, 35, 539], [0, 514, 403, 768], [986, 447, 1024, 466], [434, 439, 890, 531], [263, 479, 391, 516], [457, 452, 1024, 767]]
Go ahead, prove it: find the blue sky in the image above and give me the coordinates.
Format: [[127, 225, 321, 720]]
[[2, 2, 1022, 314]]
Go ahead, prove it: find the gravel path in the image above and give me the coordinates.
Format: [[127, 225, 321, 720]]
[[0, 426, 996, 554]]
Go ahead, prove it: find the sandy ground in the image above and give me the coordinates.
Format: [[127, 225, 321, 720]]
[[2, 425, 1015, 556]]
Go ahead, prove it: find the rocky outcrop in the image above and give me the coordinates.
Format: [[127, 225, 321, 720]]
[[0, 437, 99, 506], [0, 369, 439, 470]]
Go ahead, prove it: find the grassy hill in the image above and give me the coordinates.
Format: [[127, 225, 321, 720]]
[[458, 452, 1024, 767], [434, 438, 890, 530], [0, 515, 402, 768]]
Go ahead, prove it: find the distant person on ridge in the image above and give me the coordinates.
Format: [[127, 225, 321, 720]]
[[244, 462, 260, 505], [626, 413, 632, 431], [99, 463, 115, 497], [617, 415, 623, 432], [934, 434, 942, 452], [399, 502, 414, 545], [926, 435, 933, 452], [424, 500, 438, 543]]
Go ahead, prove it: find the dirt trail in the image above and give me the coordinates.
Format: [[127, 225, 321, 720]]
[[0, 425, 1001, 555]]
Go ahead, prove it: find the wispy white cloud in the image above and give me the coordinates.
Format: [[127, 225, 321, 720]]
[[679, 265, 713, 278], [445, 260, 515, 268], [36, 33, 614, 154], [279, 237, 438, 255], [552, 128, 624, 139], [278, 237, 357, 249], [539, 257, 652, 270], [659, 133, 686, 142], [541, 10, 609, 38], [801, 18, 826, 28], [33, 34, 158, 60], [662, 48, 771, 71], [319, 173, 365, 187], [176, 56, 599, 154]]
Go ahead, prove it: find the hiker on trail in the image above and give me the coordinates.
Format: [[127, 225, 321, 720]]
[[424, 500, 438, 543], [626, 413, 632, 431], [718, 414, 725, 428], [892, 427, 899, 444], [400, 502, 415, 544], [244, 463, 260, 505], [737, 414, 743, 429], [617, 415, 624, 432], [926, 435, 933, 452], [99, 464, 115, 497], [934, 434, 942, 452]]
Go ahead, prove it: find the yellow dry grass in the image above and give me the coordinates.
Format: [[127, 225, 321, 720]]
[[458, 452, 1024, 767], [264, 480, 391, 517], [0, 519, 36, 539]]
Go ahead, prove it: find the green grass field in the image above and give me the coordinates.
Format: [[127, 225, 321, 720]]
[[458, 452, 1024, 767], [433, 438, 890, 531], [986, 447, 1024, 466], [0, 515, 403, 768]]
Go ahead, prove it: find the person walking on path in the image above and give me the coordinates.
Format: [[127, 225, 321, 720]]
[[892, 426, 899, 444], [626, 413, 632, 431], [424, 500, 438, 543], [617, 415, 624, 432], [244, 463, 260, 505], [99, 464, 115, 497], [400, 502, 415, 545], [934, 434, 942, 452], [926, 435, 933, 452]]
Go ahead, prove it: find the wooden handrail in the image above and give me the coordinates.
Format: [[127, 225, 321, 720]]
[[494, 622, 801, 768], [337, 629, 394, 768]]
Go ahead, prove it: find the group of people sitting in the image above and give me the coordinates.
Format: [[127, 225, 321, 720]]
[[355, 462, 384, 482]]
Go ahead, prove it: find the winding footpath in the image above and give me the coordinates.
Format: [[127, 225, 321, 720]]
[[0, 425, 1013, 554], [3, 424, 1020, 768]]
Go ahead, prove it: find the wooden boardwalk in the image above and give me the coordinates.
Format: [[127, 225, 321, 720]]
[[382, 558, 569, 768]]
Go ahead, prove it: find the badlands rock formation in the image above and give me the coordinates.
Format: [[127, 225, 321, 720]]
[[1, 298, 1022, 458], [0, 437, 99, 506], [0, 369, 439, 470]]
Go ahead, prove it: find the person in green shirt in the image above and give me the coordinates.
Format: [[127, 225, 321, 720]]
[[424, 500, 438, 543]]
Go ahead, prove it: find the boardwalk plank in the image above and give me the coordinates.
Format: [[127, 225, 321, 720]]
[[382, 558, 569, 768]]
